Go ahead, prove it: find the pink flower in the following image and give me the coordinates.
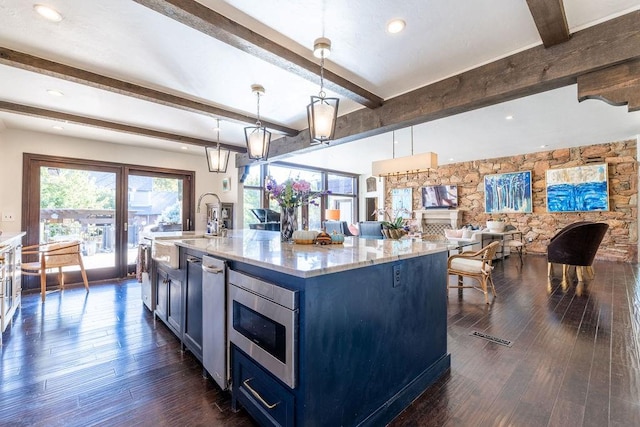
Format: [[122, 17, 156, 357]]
[[292, 180, 310, 192], [265, 176, 330, 208]]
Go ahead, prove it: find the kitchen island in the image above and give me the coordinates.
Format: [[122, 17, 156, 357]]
[[168, 230, 450, 427]]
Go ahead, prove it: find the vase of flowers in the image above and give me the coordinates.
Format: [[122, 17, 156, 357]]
[[265, 176, 329, 242], [280, 206, 298, 242]]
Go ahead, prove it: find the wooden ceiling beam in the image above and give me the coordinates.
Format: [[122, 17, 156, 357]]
[[526, 0, 570, 47], [577, 58, 640, 112], [0, 46, 297, 136], [237, 10, 640, 166], [133, 0, 384, 109], [0, 101, 247, 152]]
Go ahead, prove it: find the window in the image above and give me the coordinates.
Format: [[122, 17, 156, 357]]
[[242, 166, 264, 227], [241, 162, 358, 229]]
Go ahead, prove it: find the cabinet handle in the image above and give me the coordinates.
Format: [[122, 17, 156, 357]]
[[243, 378, 279, 409], [202, 265, 223, 274]]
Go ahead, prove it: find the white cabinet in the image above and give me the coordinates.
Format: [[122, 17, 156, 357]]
[[1, 232, 25, 342]]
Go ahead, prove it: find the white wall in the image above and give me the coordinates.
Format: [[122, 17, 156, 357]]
[[0, 129, 239, 233]]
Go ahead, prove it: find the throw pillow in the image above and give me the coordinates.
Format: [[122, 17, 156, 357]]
[[445, 229, 463, 238]]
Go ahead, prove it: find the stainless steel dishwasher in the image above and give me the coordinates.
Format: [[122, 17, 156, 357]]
[[202, 255, 228, 390]]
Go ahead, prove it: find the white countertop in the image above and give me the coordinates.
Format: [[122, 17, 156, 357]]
[[0, 231, 26, 248], [171, 229, 448, 278]]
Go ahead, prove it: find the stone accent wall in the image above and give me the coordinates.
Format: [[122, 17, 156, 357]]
[[383, 139, 638, 262]]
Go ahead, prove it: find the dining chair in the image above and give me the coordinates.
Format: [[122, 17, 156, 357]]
[[502, 224, 524, 262], [447, 241, 500, 304], [22, 241, 90, 302]]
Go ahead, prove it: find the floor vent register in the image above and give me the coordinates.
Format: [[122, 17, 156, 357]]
[[470, 331, 513, 347]]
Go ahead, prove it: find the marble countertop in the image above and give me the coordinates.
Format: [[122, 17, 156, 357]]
[[170, 229, 448, 278], [0, 231, 26, 248], [139, 231, 203, 243]]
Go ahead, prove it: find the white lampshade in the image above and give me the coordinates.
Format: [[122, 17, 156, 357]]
[[205, 146, 230, 173], [244, 126, 271, 160], [314, 103, 335, 138], [307, 96, 339, 145], [325, 209, 340, 220], [372, 152, 438, 177]]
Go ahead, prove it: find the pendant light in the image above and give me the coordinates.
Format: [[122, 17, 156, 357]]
[[307, 37, 339, 145], [244, 84, 271, 160], [371, 127, 438, 177], [205, 118, 230, 173]]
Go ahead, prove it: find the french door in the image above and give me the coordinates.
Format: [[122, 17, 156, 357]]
[[22, 154, 194, 290]]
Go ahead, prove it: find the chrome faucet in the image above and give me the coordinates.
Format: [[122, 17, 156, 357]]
[[197, 192, 221, 213], [197, 192, 222, 235]]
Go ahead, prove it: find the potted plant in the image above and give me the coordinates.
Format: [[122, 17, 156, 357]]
[[374, 207, 411, 239]]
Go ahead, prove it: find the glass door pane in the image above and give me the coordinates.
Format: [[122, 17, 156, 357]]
[[127, 174, 184, 264], [40, 167, 117, 271]]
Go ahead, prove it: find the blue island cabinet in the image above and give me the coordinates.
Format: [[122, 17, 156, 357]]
[[229, 249, 450, 427]]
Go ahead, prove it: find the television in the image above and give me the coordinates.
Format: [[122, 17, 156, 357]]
[[421, 185, 458, 209]]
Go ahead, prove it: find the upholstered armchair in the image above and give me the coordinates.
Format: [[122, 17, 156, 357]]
[[547, 221, 609, 283], [444, 228, 483, 252], [357, 221, 384, 239], [323, 220, 357, 237]]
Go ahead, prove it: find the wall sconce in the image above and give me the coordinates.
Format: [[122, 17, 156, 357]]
[[205, 118, 230, 173], [307, 37, 339, 145], [244, 84, 271, 160]]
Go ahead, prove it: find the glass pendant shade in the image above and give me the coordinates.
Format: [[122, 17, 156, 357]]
[[244, 84, 270, 160], [205, 146, 230, 173], [244, 126, 271, 160], [307, 96, 339, 144]]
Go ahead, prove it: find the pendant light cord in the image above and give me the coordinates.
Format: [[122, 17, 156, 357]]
[[392, 130, 395, 159], [411, 126, 414, 155], [255, 91, 262, 127], [216, 118, 220, 149], [319, 54, 326, 99]]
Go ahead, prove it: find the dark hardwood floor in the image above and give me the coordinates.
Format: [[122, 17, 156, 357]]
[[1, 254, 639, 426]]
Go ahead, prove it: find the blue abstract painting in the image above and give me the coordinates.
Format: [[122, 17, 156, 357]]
[[484, 171, 532, 213], [546, 164, 609, 212]]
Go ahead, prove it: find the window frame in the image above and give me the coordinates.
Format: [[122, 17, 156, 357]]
[[241, 161, 359, 228]]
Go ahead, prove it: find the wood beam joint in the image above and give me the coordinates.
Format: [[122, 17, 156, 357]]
[[237, 10, 640, 167], [0, 101, 247, 152], [0, 46, 298, 136], [133, 0, 384, 108], [526, 0, 571, 48], [577, 58, 640, 112]]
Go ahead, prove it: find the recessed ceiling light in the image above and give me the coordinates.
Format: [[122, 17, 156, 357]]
[[33, 4, 63, 22], [387, 19, 406, 34], [540, 144, 548, 148], [46, 89, 64, 96], [505, 115, 514, 120], [449, 158, 454, 162], [181, 146, 188, 150], [52, 125, 64, 130]]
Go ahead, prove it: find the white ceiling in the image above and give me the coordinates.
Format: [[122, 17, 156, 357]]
[[0, 0, 639, 171]]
